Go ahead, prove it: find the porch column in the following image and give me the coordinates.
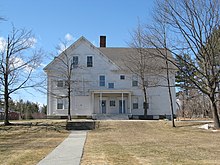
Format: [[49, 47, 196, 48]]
[[91, 92, 95, 113], [100, 92, 102, 114], [121, 92, 124, 113], [128, 92, 132, 114]]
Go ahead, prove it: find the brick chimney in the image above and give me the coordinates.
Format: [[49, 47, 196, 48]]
[[100, 36, 106, 47]]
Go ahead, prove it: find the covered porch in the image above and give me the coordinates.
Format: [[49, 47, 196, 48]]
[[90, 90, 132, 115]]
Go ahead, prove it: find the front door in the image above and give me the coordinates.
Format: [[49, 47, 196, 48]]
[[101, 100, 106, 114], [119, 100, 125, 114]]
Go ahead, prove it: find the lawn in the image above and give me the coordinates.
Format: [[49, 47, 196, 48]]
[[81, 120, 220, 165], [0, 120, 69, 165]]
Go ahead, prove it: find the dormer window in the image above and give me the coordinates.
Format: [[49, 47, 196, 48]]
[[87, 56, 93, 67]]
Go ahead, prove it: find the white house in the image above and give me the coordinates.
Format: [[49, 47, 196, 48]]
[[44, 36, 176, 119]]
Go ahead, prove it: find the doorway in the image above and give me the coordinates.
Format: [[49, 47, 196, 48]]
[[119, 100, 125, 114]]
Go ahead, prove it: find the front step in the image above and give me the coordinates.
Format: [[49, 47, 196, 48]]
[[92, 114, 130, 120], [66, 120, 96, 130]]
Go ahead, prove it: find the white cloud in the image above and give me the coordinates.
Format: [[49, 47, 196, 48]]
[[28, 37, 37, 47], [58, 43, 66, 54], [65, 33, 74, 42], [0, 36, 37, 52], [0, 37, 6, 52], [11, 57, 34, 72]]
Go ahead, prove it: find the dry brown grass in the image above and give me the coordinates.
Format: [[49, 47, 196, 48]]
[[81, 120, 220, 165], [0, 120, 69, 165]]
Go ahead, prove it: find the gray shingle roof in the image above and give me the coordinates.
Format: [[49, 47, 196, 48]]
[[98, 47, 174, 71]]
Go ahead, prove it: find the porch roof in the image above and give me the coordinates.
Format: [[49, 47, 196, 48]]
[[91, 89, 132, 94]]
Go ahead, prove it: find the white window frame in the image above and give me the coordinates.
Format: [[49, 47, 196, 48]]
[[132, 75, 138, 87], [99, 75, 105, 87], [110, 100, 116, 107], [108, 83, 114, 89], [57, 80, 64, 87], [120, 75, 125, 80], [133, 103, 138, 109], [57, 98, 68, 110], [72, 56, 79, 68], [87, 56, 93, 67], [132, 97, 139, 109]]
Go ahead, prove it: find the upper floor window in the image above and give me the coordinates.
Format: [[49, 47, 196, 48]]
[[72, 56, 78, 68], [99, 75, 105, 86], [120, 75, 125, 80], [108, 83, 114, 89], [132, 75, 138, 87], [57, 80, 64, 87], [87, 56, 93, 67]]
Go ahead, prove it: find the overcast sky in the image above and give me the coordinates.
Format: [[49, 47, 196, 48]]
[[0, 0, 154, 106]]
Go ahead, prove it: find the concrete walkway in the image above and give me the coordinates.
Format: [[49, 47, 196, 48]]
[[37, 131, 87, 165]]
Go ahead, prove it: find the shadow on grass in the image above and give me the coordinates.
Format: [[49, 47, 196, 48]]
[[0, 121, 68, 133]]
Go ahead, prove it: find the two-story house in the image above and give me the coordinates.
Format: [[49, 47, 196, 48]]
[[44, 36, 176, 119]]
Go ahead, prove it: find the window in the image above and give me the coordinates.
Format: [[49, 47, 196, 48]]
[[57, 99, 63, 109], [132, 81, 138, 87], [144, 81, 148, 87], [99, 75, 105, 86], [120, 75, 125, 80], [57, 98, 68, 109], [143, 102, 149, 109], [57, 80, 64, 87], [108, 83, 114, 89], [87, 56, 93, 67], [132, 75, 138, 87], [64, 81, 69, 87], [133, 103, 138, 109], [72, 56, 78, 68], [110, 100, 115, 107]]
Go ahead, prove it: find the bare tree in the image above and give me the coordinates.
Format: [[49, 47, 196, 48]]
[[134, 1, 177, 127], [47, 41, 76, 121], [144, 0, 220, 128], [0, 26, 43, 125], [127, 24, 163, 117]]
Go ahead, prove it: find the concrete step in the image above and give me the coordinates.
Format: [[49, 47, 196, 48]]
[[66, 120, 96, 130]]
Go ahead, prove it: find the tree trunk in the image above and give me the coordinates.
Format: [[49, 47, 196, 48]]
[[4, 81, 10, 125], [165, 57, 175, 127], [143, 86, 148, 118], [67, 85, 71, 121], [4, 50, 10, 126], [210, 96, 220, 129]]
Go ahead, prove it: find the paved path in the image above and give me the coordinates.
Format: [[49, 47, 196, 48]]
[[37, 131, 87, 165]]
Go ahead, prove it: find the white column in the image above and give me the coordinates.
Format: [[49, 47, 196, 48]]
[[128, 92, 132, 114], [121, 92, 124, 113], [100, 92, 102, 114], [91, 92, 94, 114]]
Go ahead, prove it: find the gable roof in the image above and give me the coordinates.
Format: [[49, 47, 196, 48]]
[[44, 36, 121, 71], [44, 36, 175, 72]]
